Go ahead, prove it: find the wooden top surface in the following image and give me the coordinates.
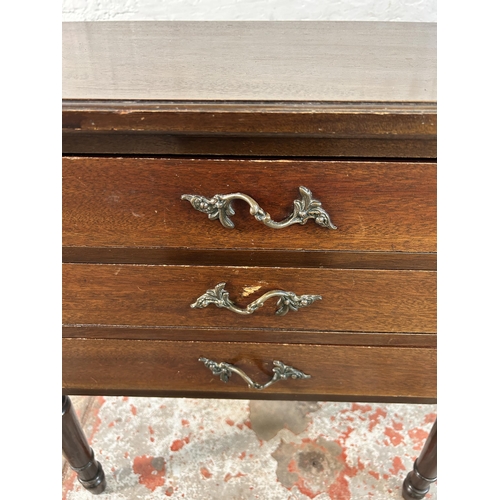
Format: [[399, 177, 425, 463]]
[[62, 21, 436, 103]]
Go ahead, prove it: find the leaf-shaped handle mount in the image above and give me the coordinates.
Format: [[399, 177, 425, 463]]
[[191, 282, 322, 316], [181, 186, 336, 230], [198, 358, 311, 390]]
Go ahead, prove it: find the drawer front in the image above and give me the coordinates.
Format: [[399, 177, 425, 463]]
[[63, 264, 436, 333], [62, 339, 436, 401], [63, 157, 436, 253]]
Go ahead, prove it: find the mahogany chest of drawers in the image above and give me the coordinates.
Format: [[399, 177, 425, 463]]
[[62, 21, 436, 495]]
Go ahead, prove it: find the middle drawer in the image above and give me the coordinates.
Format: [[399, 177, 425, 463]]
[[63, 264, 436, 333]]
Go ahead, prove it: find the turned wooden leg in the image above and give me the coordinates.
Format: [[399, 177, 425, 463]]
[[402, 419, 437, 499], [62, 396, 106, 494]]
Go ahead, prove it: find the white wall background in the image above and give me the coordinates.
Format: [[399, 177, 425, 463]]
[[62, 0, 436, 22]]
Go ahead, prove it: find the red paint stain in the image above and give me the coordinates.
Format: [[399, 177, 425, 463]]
[[327, 473, 352, 500], [368, 470, 380, 480], [338, 426, 354, 446], [200, 467, 212, 479], [327, 443, 361, 499], [389, 456, 406, 476], [408, 427, 429, 450], [226, 418, 235, 426], [170, 436, 190, 451], [124, 451, 129, 459], [285, 459, 317, 499], [296, 478, 319, 498], [236, 423, 243, 430], [239, 451, 246, 460], [133, 455, 166, 492], [368, 408, 387, 431], [149, 426, 155, 435], [170, 440, 184, 451], [282, 437, 360, 500], [244, 420, 252, 429], [86, 397, 105, 446], [62, 470, 77, 500], [384, 426, 405, 446], [424, 412, 437, 424], [383, 474, 389, 480], [392, 420, 404, 431], [352, 403, 372, 413], [130, 404, 137, 416], [108, 421, 115, 428], [122, 396, 129, 402], [165, 486, 174, 496], [224, 472, 245, 482], [181, 419, 189, 426]]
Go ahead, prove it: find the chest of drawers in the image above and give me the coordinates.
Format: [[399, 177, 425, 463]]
[[62, 21, 436, 496]]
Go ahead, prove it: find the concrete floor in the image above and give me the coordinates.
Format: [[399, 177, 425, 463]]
[[62, 397, 437, 500]]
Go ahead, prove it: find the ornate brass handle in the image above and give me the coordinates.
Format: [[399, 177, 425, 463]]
[[181, 186, 336, 229], [199, 358, 311, 390], [191, 282, 321, 316]]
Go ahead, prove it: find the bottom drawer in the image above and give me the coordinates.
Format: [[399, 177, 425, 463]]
[[62, 339, 436, 403]]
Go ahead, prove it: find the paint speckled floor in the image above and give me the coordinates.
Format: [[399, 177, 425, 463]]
[[62, 397, 436, 499]]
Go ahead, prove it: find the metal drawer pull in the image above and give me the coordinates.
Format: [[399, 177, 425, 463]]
[[191, 282, 321, 316], [181, 186, 336, 229], [199, 358, 311, 390]]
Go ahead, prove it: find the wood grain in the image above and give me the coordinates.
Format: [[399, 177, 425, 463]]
[[62, 102, 436, 158], [61, 21, 438, 409], [63, 22, 436, 102], [62, 132, 437, 158], [62, 264, 436, 333], [63, 157, 436, 254], [62, 102, 437, 136], [62, 247, 437, 270], [63, 326, 436, 347], [62, 338, 437, 401]]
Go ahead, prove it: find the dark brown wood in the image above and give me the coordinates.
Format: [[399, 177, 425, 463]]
[[63, 264, 436, 334], [402, 420, 437, 499], [62, 102, 436, 158], [63, 102, 437, 135], [63, 246, 437, 270], [62, 396, 106, 494], [63, 157, 436, 254], [62, 339, 436, 400], [63, 131, 437, 158], [63, 326, 436, 348], [62, 22, 436, 102]]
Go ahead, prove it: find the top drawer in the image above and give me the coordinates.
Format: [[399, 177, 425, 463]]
[[63, 157, 436, 254]]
